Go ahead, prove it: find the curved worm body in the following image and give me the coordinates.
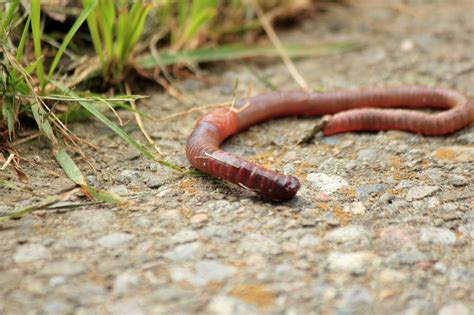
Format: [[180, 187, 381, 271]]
[[186, 87, 474, 201]]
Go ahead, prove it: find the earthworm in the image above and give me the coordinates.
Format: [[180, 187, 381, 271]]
[[186, 87, 474, 201]]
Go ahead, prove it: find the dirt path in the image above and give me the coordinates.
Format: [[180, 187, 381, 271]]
[[1, 1, 473, 314]]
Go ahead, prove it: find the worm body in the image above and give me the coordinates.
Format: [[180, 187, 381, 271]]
[[186, 87, 474, 201]]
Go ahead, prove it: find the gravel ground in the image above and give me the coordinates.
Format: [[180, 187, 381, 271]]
[[1, 0, 473, 314]]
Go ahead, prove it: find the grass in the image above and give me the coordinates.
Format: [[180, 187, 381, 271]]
[[0, 0, 355, 220], [81, 0, 152, 83]]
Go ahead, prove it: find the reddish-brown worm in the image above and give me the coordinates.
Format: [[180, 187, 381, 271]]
[[186, 87, 474, 201]]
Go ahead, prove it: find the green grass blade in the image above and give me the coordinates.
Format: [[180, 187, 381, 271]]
[[55, 143, 128, 204], [0, 195, 61, 222], [47, 0, 97, 79], [16, 15, 31, 61], [180, 7, 216, 44], [114, 2, 128, 66], [126, 4, 151, 60], [80, 185, 128, 205], [97, 1, 114, 60], [54, 147, 86, 184], [82, 0, 104, 72], [1, 99, 16, 139], [52, 80, 155, 160], [30, 101, 57, 144], [1, 0, 20, 35], [53, 147, 126, 204], [136, 41, 361, 68], [128, 0, 143, 27], [177, 0, 188, 30], [190, 0, 217, 20], [158, 0, 172, 26], [30, 0, 45, 89], [56, 99, 153, 123]]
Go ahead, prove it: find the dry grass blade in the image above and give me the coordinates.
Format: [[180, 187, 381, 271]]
[[10, 132, 40, 146], [0, 188, 80, 222], [136, 42, 359, 69], [248, 0, 309, 91], [1, 153, 15, 170], [52, 80, 156, 160], [155, 101, 232, 122], [125, 82, 162, 155]]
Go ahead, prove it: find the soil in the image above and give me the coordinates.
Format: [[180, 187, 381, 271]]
[[1, 1, 473, 314]]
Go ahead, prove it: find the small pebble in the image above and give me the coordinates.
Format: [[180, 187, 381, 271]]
[[345, 160, 358, 170], [49, 276, 66, 287], [357, 184, 386, 200], [272, 135, 286, 146], [39, 261, 86, 276], [171, 260, 237, 286], [189, 213, 208, 225], [379, 226, 416, 244], [357, 148, 378, 162], [314, 192, 331, 202], [423, 168, 444, 182], [113, 271, 140, 294], [194, 260, 237, 283], [239, 233, 280, 254], [325, 225, 369, 243], [396, 180, 416, 189], [307, 173, 349, 194], [447, 174, 467, 187], [170, 230, 199, 244], [387, 246, 430, 265], [299, 234, 321, 247], [406, 185, 439, 201], [153, 287, 194, 302], [341, 286, 373, 307], [378, 192, 395, 204], [120, 170, 140, 181], [146, 176, 166, 189], [109, 184, 129, 195], [378, 268, 407, 283], [323, 136, 339, 145], [327, 251, 379, 274], [41, 299, 72, 315], [420, 227, 456, 245], [343, 201, 366, 215], [433, 262, 447, 274], [405, 299, 436, 315], [207, 295, 255, 315], [400, 39, 414, 51], [457, 133, 474, 144], [14, 244, 50, 263], [311, 284, 337, 302], [164, 242, 201, 261], [106, 300, 145, 315], [284, 151, 297, 160], [200, 225, 233, 241], [96, 233, 134, 248], [438, 302, 470, 315]]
